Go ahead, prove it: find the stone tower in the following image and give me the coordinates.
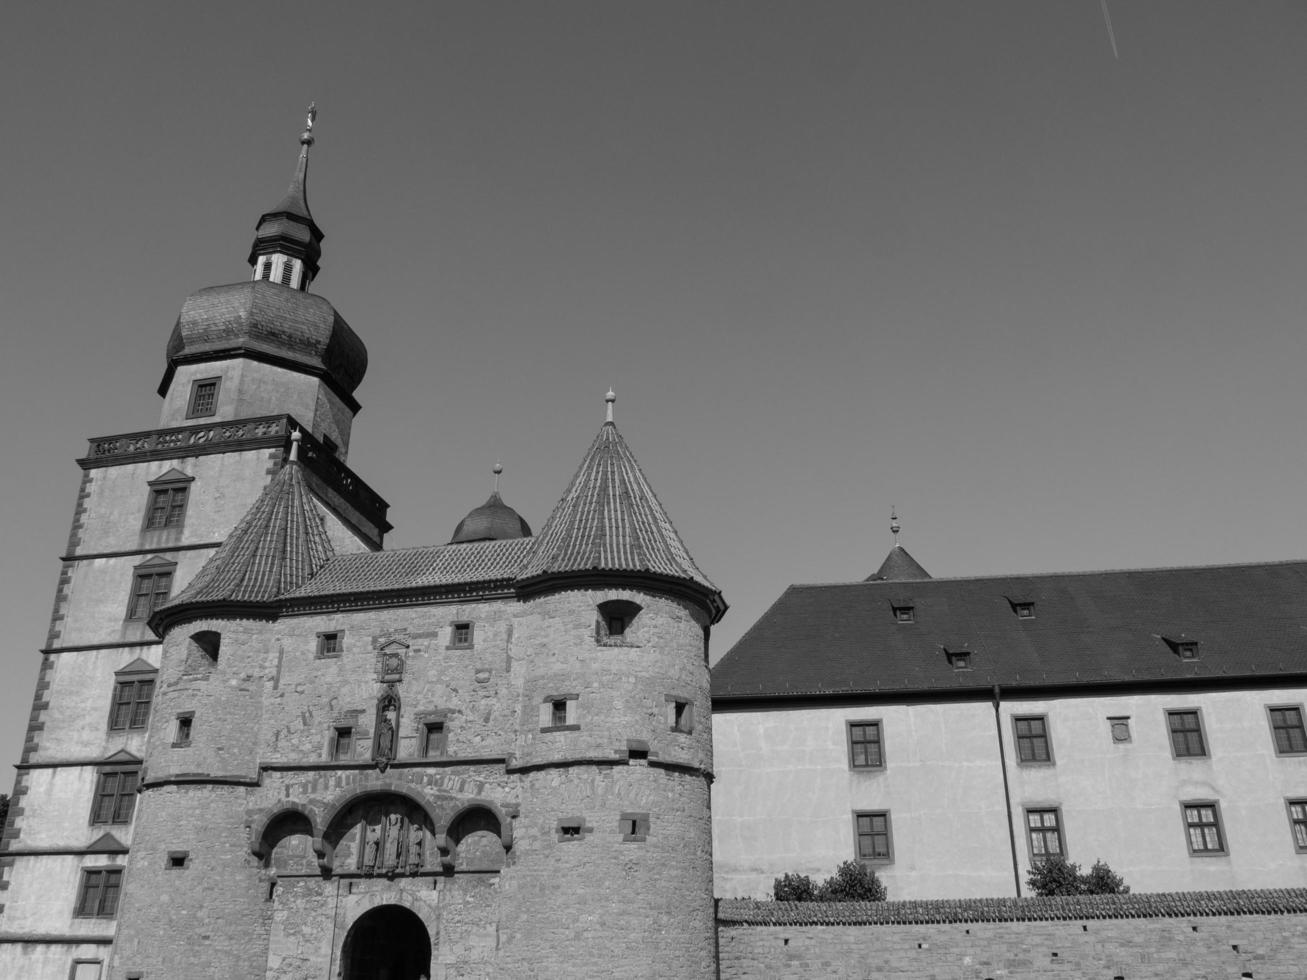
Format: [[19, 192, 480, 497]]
[[0, 117, 389, 980], [1, 119, 725, 980]]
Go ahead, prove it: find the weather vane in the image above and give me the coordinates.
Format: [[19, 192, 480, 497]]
[[306, 102, 317, 131]]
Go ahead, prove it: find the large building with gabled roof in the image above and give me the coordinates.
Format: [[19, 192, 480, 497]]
[[0, 117, 724, 980], [711, 529, 1307, 901]]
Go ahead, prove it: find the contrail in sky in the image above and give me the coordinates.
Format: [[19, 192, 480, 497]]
[[1100, 0, 1120, 60]]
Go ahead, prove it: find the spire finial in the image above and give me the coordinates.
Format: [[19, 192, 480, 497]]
[[493, 460, 503, 493], [301, 102, 317, 146], [890, 506, 901, 547], [289, 427, 302, 463], [605, 388, 616, 424]]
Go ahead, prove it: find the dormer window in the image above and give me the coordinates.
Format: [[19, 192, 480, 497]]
[[1164, 636, 1201, 661], [892, 604, 915, 624], [1014, 602, 1035, 619], [945, 649, 972, 671]]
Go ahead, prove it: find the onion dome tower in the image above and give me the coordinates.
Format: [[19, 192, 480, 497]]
[[155, 107, 369, 459], [449, 463, 533, 543], [866, 507, 931, 581], [503, 392, 725, 979]]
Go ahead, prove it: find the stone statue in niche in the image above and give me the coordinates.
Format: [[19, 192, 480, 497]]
[[362, 821, 381, 875], [383, 812, 403, 872], [373, 687, 399, 771], [408, 821, 424, 874]]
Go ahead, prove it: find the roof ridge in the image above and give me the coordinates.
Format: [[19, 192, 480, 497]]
[[791, 557, 1307, 589]]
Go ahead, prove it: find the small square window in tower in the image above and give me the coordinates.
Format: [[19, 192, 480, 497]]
[[540, 695, 579, 731], [449, 622, 474, 649], [173, 714, 193, 747], [186, 378, 221, 419], [668, 698, 694, 734], [597, 599, 642, 644], [317, 631, 343, 658]]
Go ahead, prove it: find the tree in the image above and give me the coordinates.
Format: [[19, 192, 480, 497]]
[[772, 872, 817, 901], [1026, 855, 1129, 896], [772, 861, 886, 902]]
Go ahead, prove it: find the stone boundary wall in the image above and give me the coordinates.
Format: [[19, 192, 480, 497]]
[[717, 890, 1307, 979]]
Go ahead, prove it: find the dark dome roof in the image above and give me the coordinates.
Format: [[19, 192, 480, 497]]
[[450, 492, 532, 544], [162, 281, 367, 396]]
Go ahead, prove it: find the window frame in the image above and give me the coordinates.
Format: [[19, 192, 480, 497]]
[[316, 631, 344, 658], [852, 809, 893, 864], [1287, 799, 1307, 854], [1166, 708, 1209, 759], [1012, 714, 1054, 765], [1024, 806, 1066, 863], [90, 767, 139, 825], [1181, 800, 1227, 856], [448, 621, 474, 649], [107, 675, 155, 732], [172, 712, 194, 748], [125, 559, 176, 621], [142, 483, 190, 531], [75, 867, 124, 919], [847, 719, 885, 770], [331, 726, 354, 762], [185, 377, 222, 419], [1267, 704, 1307, 757], [667, 696, 694, 734], [421, 720, 447, 758], [539, 693, 580, 733]]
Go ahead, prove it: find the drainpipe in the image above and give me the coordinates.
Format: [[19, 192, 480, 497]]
[[992, 684, 1022, 897]]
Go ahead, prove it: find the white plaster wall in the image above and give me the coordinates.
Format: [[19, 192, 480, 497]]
[[712, 703, 1012, 900], [58, 551, 215, 647], [1001, 688, 1307, 892], [0, 855, 123, 935], [0, 944, 109, 980], [37, 647, 156, 761], [73, 452, 276, 556], [14, 768, 135, 849]]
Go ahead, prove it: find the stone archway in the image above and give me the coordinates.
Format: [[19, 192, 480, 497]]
[[341, 904, 431, 980]]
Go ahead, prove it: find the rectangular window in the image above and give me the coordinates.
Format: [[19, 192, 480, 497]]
[[109, 679, 154, 731], [1288, 800, 1307, 853], [539, 695, 578, 731], [173, 714, 193, 747], [853, 810, 893, 863], [1269, 706, 1307, 756], [848, 720, 884, 769], [126, 570, 172, 621], [422, 721, 447, 758], [75, 868, 123, 918], [450, 622, 473, 648], [1168, 709, 1208, 758], [1182, 801, 1226, 855], [144, 486, 189, 529], [332, 726, 354, 762], [1025, 807, 1064, 860], [316, 631, 343, 657], [1014, 715, 1053, 764], [666, 697, 694, 734], [91, 770, 139, 824], [279, 260, 295, 286], [186, 378, 220, 418]]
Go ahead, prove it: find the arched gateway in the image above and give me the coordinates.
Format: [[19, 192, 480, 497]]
[[341, 904, 431, 980]]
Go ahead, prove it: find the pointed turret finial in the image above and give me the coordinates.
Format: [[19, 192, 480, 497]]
[[605, 389, 616, 424], [890, 506, 901, 547], [493, 460, 503, 493], [289, 428, 302, 463], [304, 102, 317, 139]]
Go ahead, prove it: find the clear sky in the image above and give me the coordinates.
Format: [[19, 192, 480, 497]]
[[2, 2, 1306, 776]]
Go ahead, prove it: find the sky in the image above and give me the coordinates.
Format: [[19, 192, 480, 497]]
[[2, 1, 1307, 777]]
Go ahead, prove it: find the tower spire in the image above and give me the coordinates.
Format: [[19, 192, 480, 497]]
[[248, 105, 325, 291]]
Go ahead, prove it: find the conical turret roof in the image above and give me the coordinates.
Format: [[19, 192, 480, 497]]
[[152, 451, 334, 629], [867, 545, 932, 582], [517, 418, 724, 620]]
